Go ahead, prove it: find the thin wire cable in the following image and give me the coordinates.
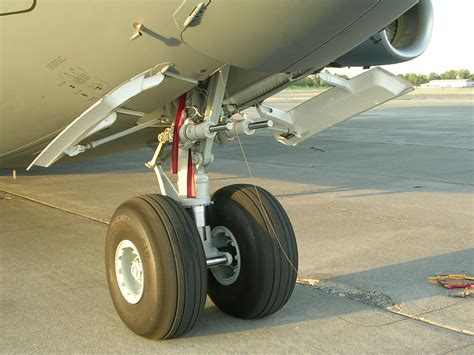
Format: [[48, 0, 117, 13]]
[[338, 299, 466, 328], [218, 70, 299, 276], [235, 134, 299, 276]]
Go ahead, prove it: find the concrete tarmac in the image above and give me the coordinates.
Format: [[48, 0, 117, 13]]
[[1, 91, 473, 352]]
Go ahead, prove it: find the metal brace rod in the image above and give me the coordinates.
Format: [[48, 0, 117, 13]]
[[206, 254, 232, 267], [64, 118, 160, 157], [200, 65, 230, 167], [145, 126, 178, 199], [146, 127, 173, 168], [153, 166, 179, 200], [146, 141, 164, 169]]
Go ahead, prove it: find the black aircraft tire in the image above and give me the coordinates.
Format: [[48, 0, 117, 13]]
[[208, 184, 298, 319], [105, 194, 207, 339]]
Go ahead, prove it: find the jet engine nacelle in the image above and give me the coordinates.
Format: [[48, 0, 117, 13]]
[[334, 0, 433, 67]]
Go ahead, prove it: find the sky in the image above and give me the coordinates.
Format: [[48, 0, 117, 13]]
[[332, 0, 474, 76]]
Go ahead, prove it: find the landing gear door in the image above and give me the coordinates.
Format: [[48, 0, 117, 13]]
[[259, 68, 413, 146]]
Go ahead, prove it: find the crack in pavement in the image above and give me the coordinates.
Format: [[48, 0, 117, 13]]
[[297, 278, 394, 308], [297, 278, 474, 336], [441, 342, 474, 354], [0, 189, 110, 225], [386, 304, 474, 336]]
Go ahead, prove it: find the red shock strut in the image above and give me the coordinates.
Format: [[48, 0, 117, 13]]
[[171, 93, 196, 198]]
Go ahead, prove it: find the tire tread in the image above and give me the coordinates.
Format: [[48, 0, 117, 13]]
[[208, 184, 298, 319]]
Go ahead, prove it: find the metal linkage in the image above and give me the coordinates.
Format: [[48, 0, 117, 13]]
[[145, 127, 179, 201], [217, 118, 273, 143], [248, 120, 273, 130], [208, 122, 234, 133], [180, 119, 272, 147], [147, 66, 275, 269], [206, 254, 232, 268], [145, 127, 173, 169], [64, 118, 159, 157], [179, 121, 233, 149]]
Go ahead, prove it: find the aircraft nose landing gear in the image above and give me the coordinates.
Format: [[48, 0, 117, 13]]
[[105, 66, 298, 339]]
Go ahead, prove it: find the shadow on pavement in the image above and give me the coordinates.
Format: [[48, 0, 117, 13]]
[[185, 249, 473, 338]]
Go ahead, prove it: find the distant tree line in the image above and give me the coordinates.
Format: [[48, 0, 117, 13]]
[[398, 69, 473, 86], [291, 69, 473, 88]]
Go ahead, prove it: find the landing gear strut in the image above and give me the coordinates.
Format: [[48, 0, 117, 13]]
[[105, 66, 298, 339]]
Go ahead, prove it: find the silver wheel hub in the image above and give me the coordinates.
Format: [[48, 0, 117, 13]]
[[210, 226, 241, 286], [115, 240, 144, 304]]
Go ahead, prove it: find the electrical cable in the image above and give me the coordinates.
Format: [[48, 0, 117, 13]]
[[218, 70, 300, 277]]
